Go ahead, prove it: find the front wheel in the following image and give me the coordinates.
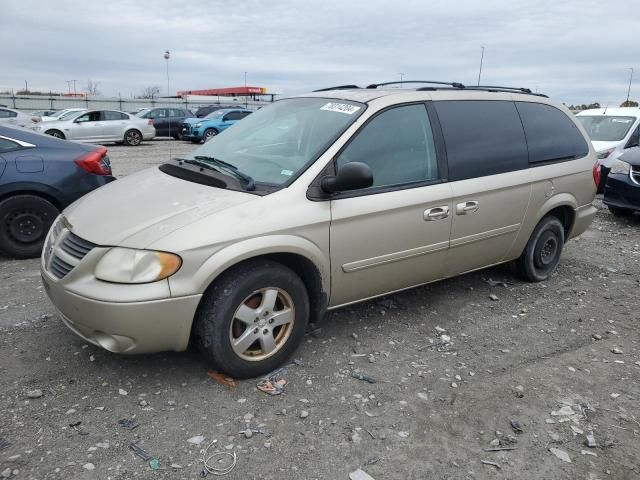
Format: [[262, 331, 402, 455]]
[[515, 216, 565, 282], [123, 129, 142, 146], [0, 195, 59, 259], [45, 130, 65, 139], [203, 128, 217, 142], [193, 259, 310, 378], [608, 205, 634, 217]]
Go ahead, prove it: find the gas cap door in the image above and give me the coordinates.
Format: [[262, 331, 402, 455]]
[[15, 155, 44, 173]]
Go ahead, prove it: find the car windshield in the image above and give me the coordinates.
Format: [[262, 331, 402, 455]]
[[59, 110, 85, 120], [577, 115, 637, 141], [204, 110, 225, 119], [50, 110, 66, 118], [184, 98, 365, 186]]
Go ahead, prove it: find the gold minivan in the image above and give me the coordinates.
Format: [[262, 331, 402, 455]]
[[41, 82, 598, 378]]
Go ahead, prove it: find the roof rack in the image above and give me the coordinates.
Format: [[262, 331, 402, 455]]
[[465, 85, 548, 97], [312, 85, 361, 92], [366, 80, 466, 89]]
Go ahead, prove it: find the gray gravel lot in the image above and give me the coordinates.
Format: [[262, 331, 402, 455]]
[[1, 139, 639, 479]]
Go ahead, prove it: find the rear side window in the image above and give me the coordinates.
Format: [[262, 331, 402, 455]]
[[516, 102, 589, 163], [0, 109, 17, 118], [434, 100, 528, 181], [0, 138, 20, 152], [104, 111, 128, 120]]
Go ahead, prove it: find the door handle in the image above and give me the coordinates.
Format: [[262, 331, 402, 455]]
[[456, 201, 479, 215], [424, 206, 450, 221]]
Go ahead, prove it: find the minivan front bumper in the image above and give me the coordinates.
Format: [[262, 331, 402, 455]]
[[41, 269, 201, 353]]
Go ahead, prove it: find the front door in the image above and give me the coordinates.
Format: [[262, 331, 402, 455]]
[[329, 103, 452, 306], [69, 111, 103, 141]]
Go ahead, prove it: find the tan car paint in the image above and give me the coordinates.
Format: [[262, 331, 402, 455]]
[[41, 89, 597, 354]]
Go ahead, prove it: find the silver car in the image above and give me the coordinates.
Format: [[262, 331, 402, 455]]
[[40, 108, 87, 122], [0, 107, 40, 129], [38, 109, 156, 146]]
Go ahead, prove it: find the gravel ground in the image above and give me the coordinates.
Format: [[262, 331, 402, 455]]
[[1, 139, 639, 480]]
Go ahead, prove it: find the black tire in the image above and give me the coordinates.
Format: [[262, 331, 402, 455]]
[[515, 216, 565, 282], [172, 133, 183, 140], [608, 205, 634, 217], [203, 128, 217, 142], [193, 259, 310, 379], [0, 195, 59, 259], [597, 166, 610, 194], [191, 139, 201, 144], [123, 129, 142, 146], [45, 130, 65, 139]]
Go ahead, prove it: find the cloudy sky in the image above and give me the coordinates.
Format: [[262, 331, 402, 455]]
[[0, 0, 636, 105]]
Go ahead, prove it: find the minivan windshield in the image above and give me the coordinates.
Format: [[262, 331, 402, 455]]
[[184, 98, 366, 185], [577, 115, 637, 141]]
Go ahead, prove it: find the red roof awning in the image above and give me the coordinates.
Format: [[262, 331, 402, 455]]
[[177, 86, 267, 97]]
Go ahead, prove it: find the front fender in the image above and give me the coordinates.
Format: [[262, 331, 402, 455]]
[[169, 234, 330, 298]]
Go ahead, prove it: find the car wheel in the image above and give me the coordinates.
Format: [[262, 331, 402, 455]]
[[172, 133, 183, 140], [608, 206, 634, 217], [0, 195, 59, 259], [203, 128, 217, 142], [193, 259, 310, 379], [515, 215, 564, 282], [45, 130, 65, 139], [123, 129, 142, 146]]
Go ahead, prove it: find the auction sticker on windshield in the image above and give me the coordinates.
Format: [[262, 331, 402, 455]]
[[320, 103, 361, 115]]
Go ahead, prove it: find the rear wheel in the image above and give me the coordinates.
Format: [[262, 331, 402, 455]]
[[0, 195, 59, 259], [45, 130, 65, 139], [515, 216, 564, 282], [123, 129, 142, 146], [608, 205, 634, 217], [193, 259, 309, 379]]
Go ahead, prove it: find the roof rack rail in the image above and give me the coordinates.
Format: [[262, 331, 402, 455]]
[[465, 85, 547, 97], [366, 80, 466, 89], [312, 85, 361, 92]]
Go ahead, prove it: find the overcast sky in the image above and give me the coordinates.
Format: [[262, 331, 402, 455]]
[[0, 0, 636, 105]]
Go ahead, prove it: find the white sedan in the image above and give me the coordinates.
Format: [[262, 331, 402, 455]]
[[0, 107, 40, 129], [37, 109, 156, 146]]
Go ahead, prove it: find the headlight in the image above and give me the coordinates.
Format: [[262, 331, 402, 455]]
[[597, 148, 615, 160], [609, 159, 631, 175], [94, 248, 182, 284], [194, 123, 202, 128]]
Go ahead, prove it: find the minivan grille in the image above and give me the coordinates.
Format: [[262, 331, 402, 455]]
[[43, 217, 96, 279]]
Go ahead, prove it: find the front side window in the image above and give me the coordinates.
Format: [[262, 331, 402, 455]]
[[516, 102, 589, 163], [185, 98, 365, 185], [434, 100, 528, 181], [577, 115, 637, 142], [336, 104, 439, 188], [223, 111, 243, 121], [205, 110, 225, 119], [75, 111, 101, 122]]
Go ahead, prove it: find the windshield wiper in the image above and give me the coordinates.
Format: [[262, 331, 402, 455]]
[[176, 156, 255, 191]]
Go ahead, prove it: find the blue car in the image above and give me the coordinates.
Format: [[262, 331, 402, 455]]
[[0, 125, 114, 258], [181, 108, 252, 143]]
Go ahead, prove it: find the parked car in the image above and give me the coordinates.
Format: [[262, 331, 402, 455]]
[[32, 110, 60, 118], [603, 146, 640, 217], [194, 105, 237, 118], [0, 107, 40, 129], [41, 83, 597, 378], [135, 107, 195, 139], [0, 125, 114, 258], [37, 109, 155, 146], [576, 107, 640, 192], [40, 108, 88, 122], [128, 108, 149, 115], [181, 108, 252, 143]]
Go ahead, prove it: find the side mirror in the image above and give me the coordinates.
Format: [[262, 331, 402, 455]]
[[321, 162, 373, 194]]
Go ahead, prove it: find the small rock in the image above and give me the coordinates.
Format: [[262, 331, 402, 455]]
[[398, 431, 409, 438], [454, 375, 462, 381], [244, 428, 253, 439], [549, 447, 571, 463], [349, 468, 375, 480], [351, 333, 359, 340], [118, 389, 128, 396], [187, 435, 205, 445], [489, 294, 499, 301], [581, 449, 597, 457], [451, 382, 458, 388], [548, 432, 560, 441], [592, 334, 602, 341], [264, 441, 272, 448], [611, 347, 623, 354], [500, 349, 510, 353], [489, 438, 500, 447], [167, 400, 177, 406], [243, 413, 254, 422], [138, 400, 148, 407], [1, 468, 11, 478], [83, 463, 95, 470], [585, 432, 598, 448], [171, 464, 183, 469], [417, 392, 428, 401], [551, 406, 575, 416], [89, 355, 95, 362], [368, 355, 375, 363], [611, 393, 620, 399], [65, 408, 76, 415], [6, 456, 20, 462], [300, 410, 309, 419], [26, 389, 43, 399], [435, 326, 446, 333], [351, 432, 362, 444]]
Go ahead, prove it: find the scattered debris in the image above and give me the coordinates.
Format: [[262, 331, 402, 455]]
[[26, 389, 43, 399], [398, 431, 409, 438], [484, 447, 518, 452], [585, 432, 598, 448], [592, 334, 603, 341], [581, 449, 598, 457], [256, 377, 287, 396], [188, 435, 205, 445], [611, 347, 623, 354], [243, 429, 253, 439], [118, 418, 139, 431], [0, 438, 10, 451], [551, 406, 575, 416], [417, 334, 452, 352], [480, 460, 501, 469], [149, 458, 160, 470], [489, 294, 499, 301], [366, 457, 380, 465], [510, 420, 523, 433], [350, 468, 376, 480], [207, 371, 237, 389], [83, 463, 95, 471], [487, 278, 508, 288], [118, 388, 128, 396], [201, 440, 237, 476], [129, 442, 152, 461], [300, 410, 309, 419], [350, 371, 377, 384], [549, 447, 571, 463]]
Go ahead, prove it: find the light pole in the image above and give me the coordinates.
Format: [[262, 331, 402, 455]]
[[164, 50, 170, 97], [626, 67, 634, 104], [477, 46, 485, 86], [400, 73, 405, 87]]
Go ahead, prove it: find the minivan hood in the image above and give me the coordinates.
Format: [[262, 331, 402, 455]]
[[63, 166, 256, 248], [592, 140, 620, 152]]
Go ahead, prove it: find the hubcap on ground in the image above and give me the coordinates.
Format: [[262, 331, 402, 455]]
[[6, 210, 44, 243], [229, 287, 295, 361]]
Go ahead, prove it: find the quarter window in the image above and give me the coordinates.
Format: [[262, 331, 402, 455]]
[[0, 137, 20, 152], [516, 102, 589, 163], [336, 104, 439, 188], [434, 100, 529, 181], [0, 109, 17, 118], [104, 111, 128, 120]]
